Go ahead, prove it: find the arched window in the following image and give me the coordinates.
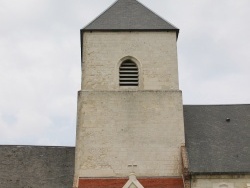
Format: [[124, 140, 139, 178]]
[[119, 60, 139, 86]]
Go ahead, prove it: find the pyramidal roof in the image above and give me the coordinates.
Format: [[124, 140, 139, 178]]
[[83, 0, 178, 32]]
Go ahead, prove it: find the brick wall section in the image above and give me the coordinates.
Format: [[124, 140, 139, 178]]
[[78, 178, 127, 188], [78, 178, 184, 188]]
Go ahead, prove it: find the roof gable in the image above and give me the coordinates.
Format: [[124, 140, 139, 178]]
[[83, 0, 178, 31]]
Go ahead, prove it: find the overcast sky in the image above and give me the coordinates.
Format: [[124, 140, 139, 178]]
[[0, 0, 250, 146]]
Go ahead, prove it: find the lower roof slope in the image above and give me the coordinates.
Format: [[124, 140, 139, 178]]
[[0, 145, 75, 188], [184, 104, 250, 175]]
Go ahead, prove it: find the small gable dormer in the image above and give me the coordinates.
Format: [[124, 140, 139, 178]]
[[122, 174, 144, 188]]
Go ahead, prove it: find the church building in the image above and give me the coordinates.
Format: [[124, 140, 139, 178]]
[[74, 0, 184, 186], [0, 0, 249, 188]]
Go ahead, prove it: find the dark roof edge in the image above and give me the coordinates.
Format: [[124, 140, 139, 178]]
[[81, 29, 179, 32], [184, 104, 250, 106], [190, 172, 250, 175], [80, 29, 179, 40], [0, 145, 75, 148]]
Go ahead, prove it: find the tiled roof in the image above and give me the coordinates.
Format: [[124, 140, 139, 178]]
[[0, 145, 74, 188], [83, 0, 178, 31], [184, 104, 250, 174]]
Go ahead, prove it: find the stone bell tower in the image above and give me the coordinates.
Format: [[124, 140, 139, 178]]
[[73, 0, 185, 187]]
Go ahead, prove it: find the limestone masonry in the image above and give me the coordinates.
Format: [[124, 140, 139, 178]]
[[82, 32, 179, 90]]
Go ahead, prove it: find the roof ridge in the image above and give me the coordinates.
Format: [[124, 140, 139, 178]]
[[0, 145, 75, 148], [184, 104, 250, 106]]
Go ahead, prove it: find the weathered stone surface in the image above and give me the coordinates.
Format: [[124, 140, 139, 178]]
[[82, 32, 179, 91], [75, 90, 185, 179], [74, 29, 184, 183], [0, 145, 74, 188]]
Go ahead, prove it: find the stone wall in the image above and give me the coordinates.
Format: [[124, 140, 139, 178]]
[[82, 31, 179, 90], [191, 175, 250, 188], [74, 30, 184, 185], [74, 90, 185, 179]]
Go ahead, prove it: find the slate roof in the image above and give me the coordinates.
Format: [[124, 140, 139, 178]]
[[82, 0, 178, 32], [0, 145, 75, 188], [184, 104, 250, 175]]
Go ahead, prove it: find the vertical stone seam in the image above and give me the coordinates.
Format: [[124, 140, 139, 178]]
[[181, 146, 191, 188]]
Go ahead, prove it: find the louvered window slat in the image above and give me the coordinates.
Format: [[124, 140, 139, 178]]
[[119, 60, 139, 86]]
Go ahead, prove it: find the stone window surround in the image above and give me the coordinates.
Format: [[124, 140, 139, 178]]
[[116, 56, 143, 90]]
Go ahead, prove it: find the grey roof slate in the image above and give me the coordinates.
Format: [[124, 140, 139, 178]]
[[83, 0, 178, 31], [184, 104, 250, 175], [0, 145, 75, 188]]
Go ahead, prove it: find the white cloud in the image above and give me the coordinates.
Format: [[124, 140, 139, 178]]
[[0, 0, 249, 146]]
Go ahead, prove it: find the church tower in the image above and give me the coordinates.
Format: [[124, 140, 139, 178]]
[[74, 0, 185, 187]]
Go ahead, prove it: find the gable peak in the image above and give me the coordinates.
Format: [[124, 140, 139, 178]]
[[82, 0, 179, 32], [122, 173, 144, 188]]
